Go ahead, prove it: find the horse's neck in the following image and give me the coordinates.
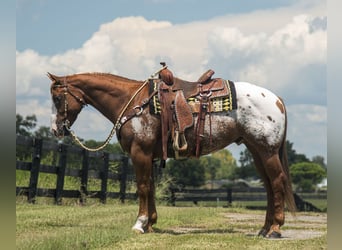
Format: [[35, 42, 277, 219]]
[[74, 75, 142, 124]]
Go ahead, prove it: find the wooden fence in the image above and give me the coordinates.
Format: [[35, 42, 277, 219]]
[[16, 135, 134, 204], [16, 135, 326, 212], [169, 187, 327, 212]]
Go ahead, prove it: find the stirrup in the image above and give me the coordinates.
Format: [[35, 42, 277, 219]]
[[173, 131, 188, 151]]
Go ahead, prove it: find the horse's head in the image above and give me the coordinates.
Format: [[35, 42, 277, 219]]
[[48, 73, 86, 138]]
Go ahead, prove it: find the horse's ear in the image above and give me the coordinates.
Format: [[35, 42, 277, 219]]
[[47, 72, 59, 82]]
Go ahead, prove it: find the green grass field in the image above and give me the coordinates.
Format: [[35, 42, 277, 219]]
[[16, 168, 327, 249], [16, 201, 327, 250]]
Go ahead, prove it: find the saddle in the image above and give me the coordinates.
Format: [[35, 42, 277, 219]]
[[158, 65, 231, 159], [172, 70, 227, 99]]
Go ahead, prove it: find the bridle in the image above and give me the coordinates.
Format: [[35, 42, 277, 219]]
[[52, 81, 87, 131], [52, 65, 167, 152]]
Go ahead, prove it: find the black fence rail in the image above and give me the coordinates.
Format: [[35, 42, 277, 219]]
[[169, 187, 265, 205], [169, 187, 326, 212], [16, 135, 326, 212], [16, 135, 135, 204]]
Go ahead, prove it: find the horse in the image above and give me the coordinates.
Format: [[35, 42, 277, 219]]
[[48, 68, 296, 238]]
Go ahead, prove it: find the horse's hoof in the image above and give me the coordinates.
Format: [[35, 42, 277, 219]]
[[132, 229, 144, 234], [132, 215, 148, 234], [267, 231, 282, 239], [132, 226, 144, 234], [258, 228, 268, 237]]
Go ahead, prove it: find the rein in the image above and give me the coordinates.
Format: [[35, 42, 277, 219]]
[[63, 66, 167, 152]]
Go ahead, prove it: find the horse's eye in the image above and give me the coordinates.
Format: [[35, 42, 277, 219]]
[[53, 95, 62, 107]]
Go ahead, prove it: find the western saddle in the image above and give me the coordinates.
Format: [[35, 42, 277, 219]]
[[157, 63, 232, 159]]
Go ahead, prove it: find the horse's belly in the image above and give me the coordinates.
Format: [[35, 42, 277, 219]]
[[184, 112, 239, 155]]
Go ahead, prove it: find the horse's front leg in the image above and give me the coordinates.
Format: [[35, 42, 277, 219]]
[[146, 164, 157, 232], [131, 147, 155, 233]]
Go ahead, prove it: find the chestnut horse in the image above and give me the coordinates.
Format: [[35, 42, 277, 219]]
[[48, 69, 296, 238]]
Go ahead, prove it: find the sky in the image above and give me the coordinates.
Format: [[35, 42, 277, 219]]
[[16, 0, 327, 163]]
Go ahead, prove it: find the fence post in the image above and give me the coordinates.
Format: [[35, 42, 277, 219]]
[[227, 188, 232, 206], [80, 149, 89, 205], [169, 188, 176, 206], [28, 138, 43, 203], [55, 144, 67, 205], [119, 156, 128, 203], [100, 152, 109, 204]]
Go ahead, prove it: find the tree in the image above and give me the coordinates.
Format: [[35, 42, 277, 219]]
[[34, 126, 56, 140], [233, 140, 317, 181], [210, 149, 237, 179], [286, 141, 309, 166], [16, 114, 38, 160], [200, 156, 221, 188], [290, 162, 327, 192], [165, 158, 205, 187], [311, 155, 327, 170], [16, 114, 37, 136], [233, 148, 259, 180]]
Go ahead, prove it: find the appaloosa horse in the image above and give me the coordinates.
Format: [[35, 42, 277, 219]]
[[48, 68, 296, 238]]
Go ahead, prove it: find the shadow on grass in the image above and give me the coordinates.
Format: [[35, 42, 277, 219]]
[[153, 228, 294, 240], [153, 227, 240, 235]]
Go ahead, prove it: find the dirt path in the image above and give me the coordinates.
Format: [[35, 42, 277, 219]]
[[170, 212, 327, 240], [223, 212, 327, 240]]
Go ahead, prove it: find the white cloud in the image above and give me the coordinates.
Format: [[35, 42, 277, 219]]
[[16, 0, 326, 159], [70, 107, 114, 141], [16, 11, 326, 95], [16, 50, 49, 95], [205, 14, 326, 96], [16, 98, 52, 126], [287, 104, 326, 158]]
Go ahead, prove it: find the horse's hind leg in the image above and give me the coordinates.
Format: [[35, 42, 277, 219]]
[[247, 146, 274, 237], [247, 144, 287, 237], [261, 153, 287, 238]]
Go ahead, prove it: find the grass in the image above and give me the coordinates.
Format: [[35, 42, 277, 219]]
[[16, 201, 327, 250], [304, 199, 327, 212], [16, 169, 327, 249]]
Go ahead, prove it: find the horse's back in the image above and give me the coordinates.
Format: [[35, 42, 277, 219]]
[[234, 82, 286, 148]]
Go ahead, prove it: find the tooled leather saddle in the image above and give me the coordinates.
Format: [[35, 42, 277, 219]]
[[155, 64, 235, 159]]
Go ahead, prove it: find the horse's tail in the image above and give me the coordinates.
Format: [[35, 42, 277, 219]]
[[279, 99, 297, 214]]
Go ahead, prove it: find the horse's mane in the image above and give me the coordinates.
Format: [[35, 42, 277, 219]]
[[69, 72, 142, 84]]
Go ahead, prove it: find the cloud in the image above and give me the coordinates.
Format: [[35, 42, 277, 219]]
[[16, 7, 326, 98], [69, 107, 114, 140], [205, 14, 326, 101], [16, 98, 52, 125], [16, 1, 326, 159], [287, 104, 326, 158]]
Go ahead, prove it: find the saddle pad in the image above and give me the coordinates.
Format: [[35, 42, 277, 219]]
[[149, 79, 162, 114], [149, 79, 237, 115]]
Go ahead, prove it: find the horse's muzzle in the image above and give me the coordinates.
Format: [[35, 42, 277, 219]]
[[51, 125, 70, 138], [62, 126, 71, 136]]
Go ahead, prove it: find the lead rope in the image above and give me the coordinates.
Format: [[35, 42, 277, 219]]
[[66, 65, 167, 152]]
